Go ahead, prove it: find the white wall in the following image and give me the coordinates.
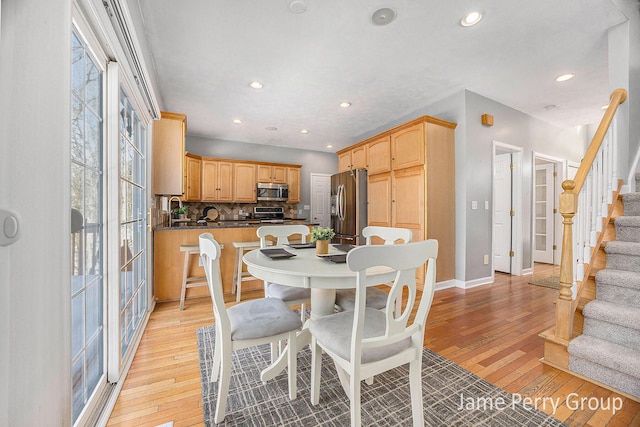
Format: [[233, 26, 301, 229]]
[[0, 0, 72, 425]]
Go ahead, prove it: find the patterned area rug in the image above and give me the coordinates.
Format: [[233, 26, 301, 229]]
[[529, 275, 561, 290], [197, 326, 566, 426]]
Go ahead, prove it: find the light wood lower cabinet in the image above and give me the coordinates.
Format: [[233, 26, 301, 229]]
[[153, 226, 311, 302]]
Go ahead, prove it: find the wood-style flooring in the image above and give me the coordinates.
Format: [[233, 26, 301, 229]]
[[106, 264, 640, 426]]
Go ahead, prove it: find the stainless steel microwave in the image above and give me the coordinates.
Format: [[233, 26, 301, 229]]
[[256, 182, 289, 201]]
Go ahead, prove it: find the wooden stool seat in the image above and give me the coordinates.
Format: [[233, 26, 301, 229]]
[[232, 240, 271, 302], [179, 243, 223, 310]]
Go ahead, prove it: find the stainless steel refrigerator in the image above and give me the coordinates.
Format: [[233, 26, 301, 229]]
[[330, 169, 367, 245]]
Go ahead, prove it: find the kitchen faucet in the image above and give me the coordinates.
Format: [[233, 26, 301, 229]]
[[167, 196, 183, 226]]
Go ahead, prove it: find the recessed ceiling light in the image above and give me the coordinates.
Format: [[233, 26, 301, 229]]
[[461, 11, 483, 27], [249, 81, 263, 89], [371, 8, 396, 26], [288, 0, 307, 14], [555, 73, 575, 82], [232, 119, 242, 124], [300, 129, 309, 134], [265, 126, 277, 131], [544, 104, 556, 111], [339, 101, 351, 108], [326, 144, 333, 149]]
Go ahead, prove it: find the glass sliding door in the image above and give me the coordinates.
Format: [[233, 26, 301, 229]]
[[118, 88, 148, 361], [70, 28, 106, 424]]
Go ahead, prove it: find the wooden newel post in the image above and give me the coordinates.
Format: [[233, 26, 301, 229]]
[[556, 180, 577, 340]]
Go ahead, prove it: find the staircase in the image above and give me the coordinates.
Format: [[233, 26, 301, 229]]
[[567, 174, 640, 398]]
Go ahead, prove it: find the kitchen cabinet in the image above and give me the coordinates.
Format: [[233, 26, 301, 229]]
[[338, 151, 351, 172], [183, 153, 201, 201], [391, 122, 424, 170], [287, 167, 301, 203], [202, 159, 233, 202], [153, 111, 186, 195], [338, 145, 367, 172], [367, 136, 391, 175], [234, 163, 256, 202], [257, 165, 287, 183], [349, 115, 456, 282]]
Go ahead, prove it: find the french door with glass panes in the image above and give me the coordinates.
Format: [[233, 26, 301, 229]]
[[71, 20, 151, 425]]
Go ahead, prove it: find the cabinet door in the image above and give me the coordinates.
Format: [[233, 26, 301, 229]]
[[201, 160, 218, 201], [367, 136, 391, 175], [152, 112, 185, 195], [391, 123, 424, 170], [367, 172, 392, 227], [234, 163, 256, 202], [184, 155, 201, 201], [217, 161, 233, 201], [287, 167, 301, 203], [272, 166, 287, 183], [338, 152, 351, 172], [392, 165, 424, 235], [256, 165, 272, 182], [351, 145, 368, 170]]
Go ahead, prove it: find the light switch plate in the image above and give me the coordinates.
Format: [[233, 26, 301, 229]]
[[471, 201, 478, 210]]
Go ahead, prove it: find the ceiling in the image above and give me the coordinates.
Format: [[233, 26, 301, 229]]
[[135, 0, 628, 153]]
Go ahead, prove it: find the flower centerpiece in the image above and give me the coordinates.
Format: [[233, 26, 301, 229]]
[[310, 226, 335, 254]]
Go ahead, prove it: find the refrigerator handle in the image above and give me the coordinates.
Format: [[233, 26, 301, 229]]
[[338, 185, 345, 221]]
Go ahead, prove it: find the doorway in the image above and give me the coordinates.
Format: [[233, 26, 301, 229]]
[[531, 153, 567, 283], [492, 142, 523, 277], [310, 173, 331, 228]]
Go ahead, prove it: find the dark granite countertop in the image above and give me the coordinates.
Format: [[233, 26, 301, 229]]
[[153, 219, 317, 231]]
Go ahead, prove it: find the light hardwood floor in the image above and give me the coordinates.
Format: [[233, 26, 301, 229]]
[[107, 265, 640, 426]]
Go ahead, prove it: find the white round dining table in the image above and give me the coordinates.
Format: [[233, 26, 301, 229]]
[[243, 244, 395, 386]]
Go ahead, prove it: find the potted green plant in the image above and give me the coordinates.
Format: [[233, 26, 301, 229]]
[[174, 206, 188, 220], [310, 226, 335, 254]]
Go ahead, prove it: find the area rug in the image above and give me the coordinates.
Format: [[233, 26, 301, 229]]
[[197, 326, 566, 426], [529, 275, 561, 290]]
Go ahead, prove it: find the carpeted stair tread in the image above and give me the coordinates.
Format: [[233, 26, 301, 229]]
[[596, 269, 640, 306], [568, 335, 640, 380], [604, 241, 640, 272], [623, 192, 640, 216], [570, 355, 640, 398], [614, 216, 640, 243], [582, 300, 640, 350]]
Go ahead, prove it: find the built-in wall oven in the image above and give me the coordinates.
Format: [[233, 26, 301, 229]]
[[256, 182, 289, 201]]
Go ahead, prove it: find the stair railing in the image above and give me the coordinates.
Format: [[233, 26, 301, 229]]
[[555, 88, 627, 341]]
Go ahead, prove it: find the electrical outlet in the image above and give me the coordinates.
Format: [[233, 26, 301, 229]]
[[485, 201, 489, 210], [299, 209, 302, 215], [483, 255, 489, 265], [472, 201, 478, 210]]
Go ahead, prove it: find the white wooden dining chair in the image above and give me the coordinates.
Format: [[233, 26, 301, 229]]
[[199, 233, 302, 424], [257, 225, 312, 320], [334, 226, 412, 313], [310, 239, 438, 427]]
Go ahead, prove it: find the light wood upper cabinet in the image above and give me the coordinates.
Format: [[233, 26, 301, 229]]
[[257, 165, 287, 183], [153, 111, 186, 195], [367, 136, 391, 175], [338, 151, 351, 172], [183, 153, 201, 201], [202, 159, 233, 202], [287, 167, 301, 203], [338, 146, 368, 172], [234, 163, 256, 202], [391, 123, 424, 170], [351, 145, 368, 170]]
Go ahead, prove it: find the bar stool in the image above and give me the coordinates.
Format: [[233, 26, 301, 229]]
[[232, 240, 271, 302], [179, 243, 224, 310]]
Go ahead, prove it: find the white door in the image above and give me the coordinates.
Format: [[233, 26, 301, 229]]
[[494, 153, 512, 273], [310, 173, 331, 228], [534, 163, 555, 263]]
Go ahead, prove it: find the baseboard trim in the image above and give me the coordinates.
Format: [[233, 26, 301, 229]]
[[435, 279, 460, 290], [463, 276, 494, 289]]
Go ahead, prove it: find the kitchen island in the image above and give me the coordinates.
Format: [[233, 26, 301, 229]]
[[153, 220, 316, 303]]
